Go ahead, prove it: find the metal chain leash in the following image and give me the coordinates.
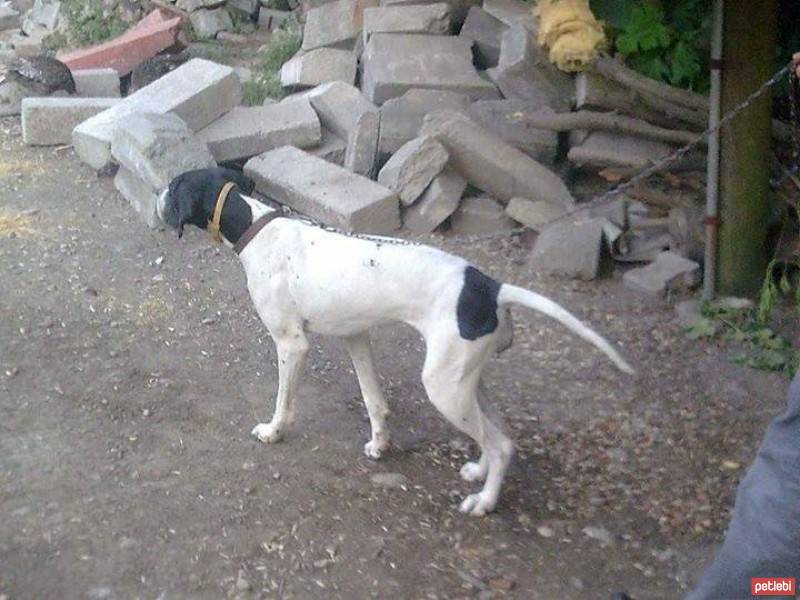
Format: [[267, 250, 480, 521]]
[[282, 62, 795, 247]]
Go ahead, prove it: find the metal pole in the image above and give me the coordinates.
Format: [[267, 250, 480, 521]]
[[703, 0, 723, 301]]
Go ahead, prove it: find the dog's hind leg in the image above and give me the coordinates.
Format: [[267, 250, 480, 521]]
[[344, 333, 390, 459], [421, 335, 514, 516], [252, 328, 309, 444]]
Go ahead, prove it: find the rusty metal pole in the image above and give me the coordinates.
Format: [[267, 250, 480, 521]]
[[716, 0, 778, 297]]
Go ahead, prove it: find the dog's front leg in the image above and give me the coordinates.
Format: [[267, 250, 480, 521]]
[[344, 334, 390, 459], [252, 330, 309, 444]]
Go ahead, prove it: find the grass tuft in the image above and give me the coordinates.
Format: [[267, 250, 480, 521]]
[[241, 18, 302, 105]]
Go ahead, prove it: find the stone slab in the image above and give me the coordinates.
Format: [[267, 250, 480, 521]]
[[529, 217, 607, 280], [402, 166, 465, 233], [196, 99, 322, 163], [21, 97, 119, 145], [72, 68, 121, 97], [58, 10, 181, 76], [243, 145, 400, 233], [504, 197, 567, 231], [468, 100, 558, 163], [110, 112, 216, 192], [362, 3, 450, 44], [361, 33, 499, 104], [114, 166, 161, 229], [459, 6, 506, 68], [421, 110, 575, 207], [623, 251, 700, 297], [302, 0, 376, 51], [450, 195, 516, 235], [72, 58, 241, 170], [567, 131, 674, 169], [280, 48, 357, 89], [378, 88, 471, 154], [377, 135, 449, 205]]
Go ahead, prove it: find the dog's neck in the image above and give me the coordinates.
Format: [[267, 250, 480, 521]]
[[215, 192, 273, 250]]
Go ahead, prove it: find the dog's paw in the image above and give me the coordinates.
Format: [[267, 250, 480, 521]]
[[251, 422, 283, 444], [459, 492, 496, 517], [364, 438, 389, 460], [459, 461, 487, 482]]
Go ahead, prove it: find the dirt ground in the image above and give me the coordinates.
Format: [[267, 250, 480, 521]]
[[0, 115, 793, 600]]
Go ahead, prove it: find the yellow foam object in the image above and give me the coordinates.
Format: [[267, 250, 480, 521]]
[[534, 0, 606, 72]]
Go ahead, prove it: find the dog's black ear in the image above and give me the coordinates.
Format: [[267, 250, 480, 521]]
[[168, 173, 203, 238], [214, 167, 255, 194]]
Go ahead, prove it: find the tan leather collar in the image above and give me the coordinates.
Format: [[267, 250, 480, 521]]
[[208, 181, 236, 243]]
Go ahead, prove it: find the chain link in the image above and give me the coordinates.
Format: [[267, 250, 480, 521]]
[[286, 62, 795, 246]]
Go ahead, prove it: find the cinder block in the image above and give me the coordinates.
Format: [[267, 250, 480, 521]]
[[244, 145, 400, 233], [450, 195, 516, 235], [22, 97, 120, 145], [361, 33, 499, 104], [403, 166, 466, 233], [280, 48, 357, 89], [72, 68, 121, 97], [196, 99, 322, 163], [377, 136, 449, 206], [421, 110, 575, 207], [72, 58, 241, 170]]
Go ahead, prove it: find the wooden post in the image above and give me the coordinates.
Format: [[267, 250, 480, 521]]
[[716, 0, 778, 297]]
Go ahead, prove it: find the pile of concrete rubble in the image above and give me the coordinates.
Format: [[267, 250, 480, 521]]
[[1, 0, 712, 297]]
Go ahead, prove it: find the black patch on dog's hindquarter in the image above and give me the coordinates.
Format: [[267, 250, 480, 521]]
[[457, 266, 501, 340]]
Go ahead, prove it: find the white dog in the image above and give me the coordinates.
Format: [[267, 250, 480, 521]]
[[158, 167, 634, 517]]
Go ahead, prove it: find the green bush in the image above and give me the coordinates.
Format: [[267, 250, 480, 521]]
[[60, 0, 128, 47], [241, 19, 302, 105]]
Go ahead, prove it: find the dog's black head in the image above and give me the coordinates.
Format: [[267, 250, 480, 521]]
[[158, 167, 255, 238]]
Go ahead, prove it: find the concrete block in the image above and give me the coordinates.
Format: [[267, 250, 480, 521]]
[[362, 3, 450, 43], [304, 81, 379, 176], [505, 197, 567, 231], [0, 80, 27, 116], [110, 112, 216, 192], [486, 24, 572, 111], [72, 58, 241, 170], [196, 99, 322, 163], [114, 166, 161, 229], [58, 10, 181, 76], [21, 97, 119, 145], [529, 218, 607, 280], [189, 7, 232, 39], [377, 136, 449, 205], [0, 4, 21, 31], [450, 195, 516, 235], [244, 145, 400, 233], [459, 6, 506, 68], [380, 0, 477, 27], [468, 100, 559, 164], [72, 68, 121, 97], [403, 166, 466, 233], [623, 251, 700, 297], [280, 48, 357, 89], [568, 131, 674, 169], [482, 0, 537, 32], [361, 33, 499, 104], [302, 0, 376, 51], [379, 88, 470, 154], [177, 0, 225, 10], [421, 110, 575, 207], [307, 127, 347, 165]]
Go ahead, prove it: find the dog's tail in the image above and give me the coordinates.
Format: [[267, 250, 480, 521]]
[[498, 284, 636, 375]]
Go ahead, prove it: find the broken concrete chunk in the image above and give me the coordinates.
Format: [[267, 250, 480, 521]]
[[377, 136, 449, 206], [623, 251, 700, 297], [568, 131, 674, 169], [280, 48, 357, 89], [244, 146, 400, 233], [72, 68, 121, 97], [196, 99, 322, 163], [403, 166, 466, 233], [362, 3, 450, 44], [302, 0, 376, 51], [189, 7, 233, 39], [378, 88, 471, 155], [22, 97, 120, 146], [72, 58, 241, 170], [361, 33, 499, 104], [505, 197, 567, 231], [459, 6, 506, 68], [450, 195, 517, 235], [110, 112, 216, 192], [468, 100, 559, 164], [529, 217, 607, 280], [421, 110, 575, 207]]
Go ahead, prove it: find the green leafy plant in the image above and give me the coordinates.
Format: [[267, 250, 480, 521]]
[[61, 0, 128, 47], [241, 18, 302, 105]]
